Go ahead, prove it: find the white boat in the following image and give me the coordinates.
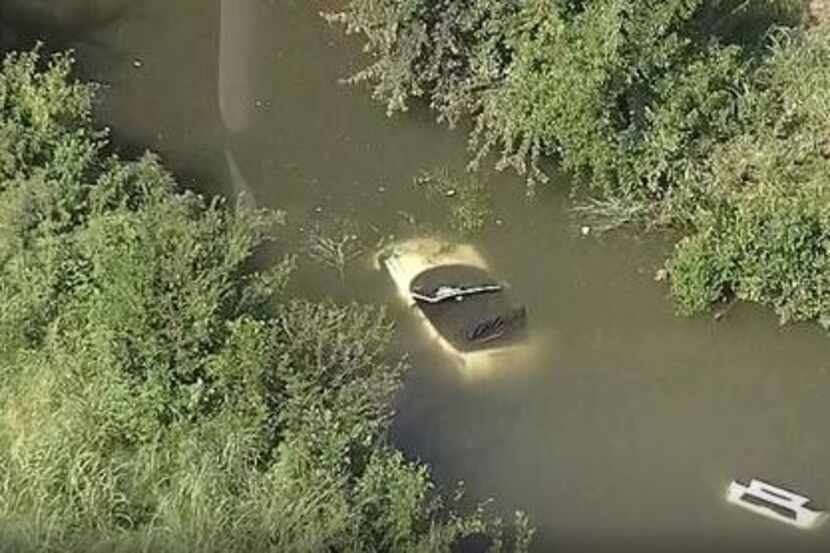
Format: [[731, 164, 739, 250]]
[[726, 478, 828, 530]]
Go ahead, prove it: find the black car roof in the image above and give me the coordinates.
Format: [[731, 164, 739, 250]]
[[410, 264, 527, 353]]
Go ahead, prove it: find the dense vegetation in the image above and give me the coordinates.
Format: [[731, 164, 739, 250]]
[[327, 0, 830, 328], [0, 49, 532, 552]]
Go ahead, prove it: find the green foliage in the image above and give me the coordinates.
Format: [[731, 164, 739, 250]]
[[329, 0, 830, 329], [415, 168, 492, 236], [325, 0, 767, 192], [323, 0, 520, 124], [669, 26, 830, 325], [0, 49, 530, 552]]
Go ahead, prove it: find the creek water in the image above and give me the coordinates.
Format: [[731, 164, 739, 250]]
[[3, 1, 830, 551]]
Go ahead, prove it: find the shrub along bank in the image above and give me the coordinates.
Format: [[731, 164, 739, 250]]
[[0, 49, 532, 552], [327, 0, 830, 328]]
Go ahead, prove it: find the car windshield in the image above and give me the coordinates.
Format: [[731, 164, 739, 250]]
[[410, 264, 501, 303]]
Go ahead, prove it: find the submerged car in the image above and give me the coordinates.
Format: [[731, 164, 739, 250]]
[[726, 478, 828, 530], [377, 238, 531, 372]]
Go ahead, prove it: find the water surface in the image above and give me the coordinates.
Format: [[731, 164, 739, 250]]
[[4, 2, 830, 551]]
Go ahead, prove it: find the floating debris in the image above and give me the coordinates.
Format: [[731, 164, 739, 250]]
[[414, 173, 432, 187], [654, 268, 668, 282], [132, 58, 143, 69], [580, 225, 591, 237], [397, 211, 417, 226], [726, 478, 828, 530]]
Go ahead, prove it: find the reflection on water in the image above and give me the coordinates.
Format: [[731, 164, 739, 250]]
[[5, 1, 830, 551]]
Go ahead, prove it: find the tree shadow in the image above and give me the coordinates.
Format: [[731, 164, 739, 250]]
[[690, 0, 807, 53], [0, 0, 142, 72]]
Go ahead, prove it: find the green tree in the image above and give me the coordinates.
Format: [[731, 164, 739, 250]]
[[669, 26, 830, 325], [325, 0, 787, 192], [329, 0, 830, 329]]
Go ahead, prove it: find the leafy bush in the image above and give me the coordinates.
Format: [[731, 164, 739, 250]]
[[325, 0, 797, 193], [0, 49, 531, 552], [329, 0, 830, 329], [669, 27, 830, 325]]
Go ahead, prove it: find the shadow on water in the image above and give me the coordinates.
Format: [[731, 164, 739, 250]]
[[691, 0, 807, 51], [2, 1, 830, 552], [0, 0, 131, 53]]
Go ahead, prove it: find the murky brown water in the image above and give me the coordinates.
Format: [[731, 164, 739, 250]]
[[4, 1, 830, 551]]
